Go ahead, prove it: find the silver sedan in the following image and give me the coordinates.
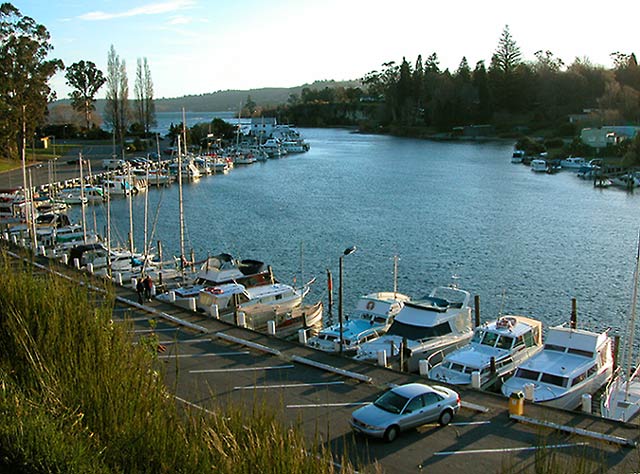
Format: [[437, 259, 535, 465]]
[[350, 383, 460, 442]]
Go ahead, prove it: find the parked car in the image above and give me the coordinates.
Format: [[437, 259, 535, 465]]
[[350, 383, 460, 442]]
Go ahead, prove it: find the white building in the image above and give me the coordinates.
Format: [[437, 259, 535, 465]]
[[580, 126, 640, 148]]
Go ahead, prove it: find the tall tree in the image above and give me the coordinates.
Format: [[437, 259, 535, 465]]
[[134, 57, 156, 136], [491, 25, 522, 75], [65, 60, 105, 130], [104, 45, 129, 146], [0, 3, 62, 159], [489, 25, 528, 113]]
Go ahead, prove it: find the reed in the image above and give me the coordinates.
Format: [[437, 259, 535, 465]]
[[0, 252, 351, 473]]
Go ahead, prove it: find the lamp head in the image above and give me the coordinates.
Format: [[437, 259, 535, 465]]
[[343, 246, 357, 256]]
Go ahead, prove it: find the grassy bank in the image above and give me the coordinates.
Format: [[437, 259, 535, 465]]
[[0, 251, 347, 473]]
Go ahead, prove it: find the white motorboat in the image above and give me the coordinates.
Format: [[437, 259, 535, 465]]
[[102, 175, 135, 196], [428, 315, 543, 390], [198, 281, 307, 315], [155, 253, 274, 308], [610, 173, 640, 190], [306, 291, 411, 353], [354, 286, 473, 372], [511, 150, 525, 163], [501, 325, 614, 410], [530, 159, 548, 172], [59, 186, 104, 204], [601, 234, 640, 422], [560, 156, 588, 170]]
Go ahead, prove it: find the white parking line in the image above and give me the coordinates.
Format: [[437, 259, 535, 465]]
[[433, 442, 589, 456], [132, 328, 179, 333], [450, 421, 492, 426], [159, 351, 250, 359], [287, 402, 370, 409], [235, 381, 345, 390], [190, 364, 295, 374], [158, 338, 212, 344]]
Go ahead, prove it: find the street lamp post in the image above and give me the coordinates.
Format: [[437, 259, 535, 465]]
[[339, 246, 357, 355]]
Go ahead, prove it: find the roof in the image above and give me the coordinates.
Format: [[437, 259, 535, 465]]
[[545, 325, 608, 353], [391, 383, 435, 398]]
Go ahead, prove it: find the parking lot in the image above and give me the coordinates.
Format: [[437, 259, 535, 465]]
[[107, 282, 640, 473]]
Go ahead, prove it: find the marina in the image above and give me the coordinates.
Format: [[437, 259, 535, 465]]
[[3, 124, 640, 418], [2, 244, 639, 473]]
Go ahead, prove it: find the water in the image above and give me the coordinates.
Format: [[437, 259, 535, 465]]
[[76, 128, 640, 340]]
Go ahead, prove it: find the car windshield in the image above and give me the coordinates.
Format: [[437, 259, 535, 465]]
[[373, 390, 409, 414]]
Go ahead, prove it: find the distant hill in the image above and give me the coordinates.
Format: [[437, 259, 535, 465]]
[[51, 80, 362, 115]]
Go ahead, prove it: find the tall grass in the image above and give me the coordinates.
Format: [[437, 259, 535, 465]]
[[0, 251, 350, 473]]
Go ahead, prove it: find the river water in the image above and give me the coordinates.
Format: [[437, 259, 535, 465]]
[[77, 127, 640, 340]]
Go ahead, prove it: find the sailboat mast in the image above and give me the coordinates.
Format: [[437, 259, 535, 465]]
[[127, 164, 134, 256], [79, 152, 87, 242], [20, 105, 35, 250], [177, 135, 186, 279], [106, 182, 112, 274], [624, 231, 640, 401]]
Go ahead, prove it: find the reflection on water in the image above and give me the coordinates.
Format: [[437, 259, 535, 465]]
[[77, 128, 640, 346]]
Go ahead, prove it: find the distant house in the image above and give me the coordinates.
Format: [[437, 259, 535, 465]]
[[451, 125, 495, 138], [250, 117, 278, 139], [568, 109, 600, 124], [580, 126, 640, 148]]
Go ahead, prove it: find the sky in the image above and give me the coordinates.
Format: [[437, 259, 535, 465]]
[[9, 0, 640, 100]]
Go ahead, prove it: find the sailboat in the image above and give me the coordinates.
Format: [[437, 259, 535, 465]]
[[601, 232, 640, 422]]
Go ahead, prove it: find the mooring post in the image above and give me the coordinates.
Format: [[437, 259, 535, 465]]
[[570, 298, 577, 329], [474, 294, 481, 327]]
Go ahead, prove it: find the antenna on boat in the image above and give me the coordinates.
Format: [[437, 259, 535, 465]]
[[393, 255, 399, 299], [498, 289, 507, 318]]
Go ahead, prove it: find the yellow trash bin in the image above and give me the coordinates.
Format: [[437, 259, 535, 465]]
[[509, 391, 524, 416]]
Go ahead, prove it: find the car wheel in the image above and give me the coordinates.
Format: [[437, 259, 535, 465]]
[[384, 425, 399, 443], [438, 409, 453, 427]]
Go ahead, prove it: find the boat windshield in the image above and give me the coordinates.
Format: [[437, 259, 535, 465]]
[[515, 368, 540, 381], [544, 344, 566, 352], [496, 336, 514, 350], [540, 373, 569, 387], [481, 332, 499, 347], [387, 320, 452, 340], [374, 390, 409, 414]]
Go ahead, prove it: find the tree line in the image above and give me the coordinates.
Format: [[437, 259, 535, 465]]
[[268, 26, 640, 140], [0, 3, 156, 161]]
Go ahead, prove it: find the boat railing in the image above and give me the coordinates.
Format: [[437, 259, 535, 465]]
[[425, 349, 447, 371]]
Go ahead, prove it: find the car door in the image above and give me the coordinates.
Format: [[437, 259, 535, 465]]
[[421, 392, 444, 423], [399, 395, 426, 430]]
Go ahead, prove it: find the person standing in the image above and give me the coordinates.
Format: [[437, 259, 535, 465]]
[[143, 274, 153, 301], [136, 277, 145, 304]]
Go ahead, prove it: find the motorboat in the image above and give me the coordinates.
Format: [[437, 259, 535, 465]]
[[501, 325, 614, 410], [428, 315, 543, 390], [354, 286, 473, 372], [58, 186, 104, 204], [102, 175, 136, 196], [610, 173, 640, 190], [306, 291, 411, 354], [198, 281, 308, 316], [530, 159, 548, 172], [560, 156, 588, 170], [155, 253, 274, 308], [511, 150, 525, 163]]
